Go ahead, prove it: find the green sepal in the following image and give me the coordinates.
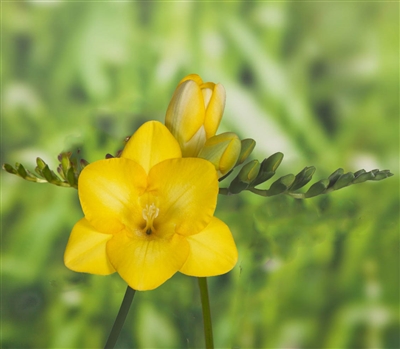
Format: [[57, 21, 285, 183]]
[[305, 179, 330, 198], [267, 174, 295, 196], [236, 138, 256, 165], [252, 152, 283, 186], [289, 166, 316, 191]]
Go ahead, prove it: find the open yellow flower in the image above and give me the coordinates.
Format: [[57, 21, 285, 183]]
[[165, 74, 226, 157], [64, 121, 237, 291]]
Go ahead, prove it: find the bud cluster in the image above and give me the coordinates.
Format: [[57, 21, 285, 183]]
[[220, 152, 393, 199], [3, 152, 88, 189]]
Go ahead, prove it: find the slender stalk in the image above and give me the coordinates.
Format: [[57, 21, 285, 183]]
[[104, 286, 136, 349], [197, 277, 214, 349]]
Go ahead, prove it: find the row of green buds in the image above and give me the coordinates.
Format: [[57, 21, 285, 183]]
[[3, 153, 88, 189], [164, 74, 256, 177], [221, 152, 393, 199]]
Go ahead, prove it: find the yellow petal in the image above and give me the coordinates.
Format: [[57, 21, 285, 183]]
[[121, 121, 182, 174], [64, 218, 115, 275], [178, 73, 203, 85], [179, 217, 238, 276], [165, 80, 205, 145], [106, 231, 189, 290], [79, 158, 147, 234], [147, 158, 218, 237], [204, 83, 225, 138], [182, 125, 206, 157]]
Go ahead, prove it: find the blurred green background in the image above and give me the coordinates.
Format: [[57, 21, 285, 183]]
[[2, 2, 399, 349]]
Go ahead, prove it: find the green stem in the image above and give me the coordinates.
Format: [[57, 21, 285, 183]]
[[197, 277, 214, 349], [104, 286, 136, 349]]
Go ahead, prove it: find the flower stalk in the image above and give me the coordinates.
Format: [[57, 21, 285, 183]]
[[198, 277, 214, 349], [104, 286, 136, 349]]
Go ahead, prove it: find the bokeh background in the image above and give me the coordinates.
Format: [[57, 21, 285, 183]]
[[2, 2, 399, 349]]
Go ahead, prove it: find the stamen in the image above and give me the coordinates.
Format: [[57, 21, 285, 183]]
[[142, 203, 159, 221], [142, 203, 159, 235]]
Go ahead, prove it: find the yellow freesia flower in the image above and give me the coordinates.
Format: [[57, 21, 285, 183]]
[[165, 74, 226, 157], [64, 121, 238, 291]]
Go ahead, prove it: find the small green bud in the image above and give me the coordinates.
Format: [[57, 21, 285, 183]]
[[290, 166, 316, 191], [16, 163, 28, 178], [352, 171, 372, 184], [328, 168, 344, 187], [252, 152, 284, 186], [66, 167, 77, 187], [373, 170, 393, 181], [3, 163, 17, 174], [228, 176, 249, 194], [268, 174, 295, 196], [354, 169, 366, 177], [332, 172, 355, 190], [36, 157, 47, 171], [60, 153, 71, 177], [239, 160, 260, 184], [236, 138, 256, 165], [305, 179, 329, 198]]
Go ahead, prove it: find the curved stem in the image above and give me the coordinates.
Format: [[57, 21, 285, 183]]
[[197, 277, 214, 349], [104, 286, 136, 349]]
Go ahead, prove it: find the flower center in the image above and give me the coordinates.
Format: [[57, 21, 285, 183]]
[[142, 203, 159, 235]]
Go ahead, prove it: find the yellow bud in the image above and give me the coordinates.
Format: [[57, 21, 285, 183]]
[[165, 74, 226, 157], [198, 132, 241, 177]]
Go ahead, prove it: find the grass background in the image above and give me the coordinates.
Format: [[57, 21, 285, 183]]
[[2, 1, 399, 348]]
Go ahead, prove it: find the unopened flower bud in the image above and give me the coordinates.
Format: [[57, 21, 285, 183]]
[[198, 132, 241, 177], [238, 160, 260, 184], [165, 74, 226, 157]]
